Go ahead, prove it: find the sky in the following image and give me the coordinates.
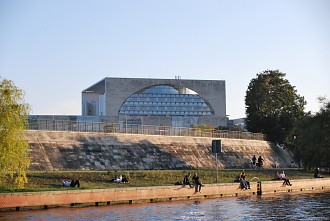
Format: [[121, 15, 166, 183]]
[[1, 0, 329, 119]]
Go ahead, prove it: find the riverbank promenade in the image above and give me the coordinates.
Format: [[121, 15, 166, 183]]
[[1, 178, 329, 211]]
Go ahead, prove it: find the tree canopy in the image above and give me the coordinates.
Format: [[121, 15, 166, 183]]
[[245, 70, 305, 144], [291, 100, 330, 170], [0, 77, 30, 188]]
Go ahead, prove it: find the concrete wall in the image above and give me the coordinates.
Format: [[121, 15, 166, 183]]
[[103, 78, 226, 116], [26, 131, 294, 171]]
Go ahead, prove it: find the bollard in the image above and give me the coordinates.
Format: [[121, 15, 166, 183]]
[[257, 181, 262, 195]]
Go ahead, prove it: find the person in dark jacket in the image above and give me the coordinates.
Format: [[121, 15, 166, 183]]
[[192, 173, 203, 193], [183, 173, 193, 188], [314, 168, 323, 178]]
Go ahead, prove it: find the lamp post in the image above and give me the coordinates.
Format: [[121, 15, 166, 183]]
[[215, 152, 218, 184], [212, 140, 221, 185]]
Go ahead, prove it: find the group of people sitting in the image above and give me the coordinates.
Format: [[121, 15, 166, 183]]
[[62, 174, 130, 187], [182, 173, 204, 193], [234, 171, 250, 190], [272, 171, 292, 186], [111, 175, 129, 183], [62, 168, 323, 191], [234, 170, 294, 190]]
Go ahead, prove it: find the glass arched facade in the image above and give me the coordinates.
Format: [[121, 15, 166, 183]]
[[118, 85, 213, 116]]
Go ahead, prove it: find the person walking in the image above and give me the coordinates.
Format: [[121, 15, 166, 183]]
[[257, 156, 264, 168], [252, 155, 257, 167]]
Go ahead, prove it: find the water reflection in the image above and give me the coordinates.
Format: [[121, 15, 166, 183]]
[[0, 191, 329, 221]]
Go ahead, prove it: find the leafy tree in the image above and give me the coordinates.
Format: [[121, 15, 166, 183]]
[[0, 77, 30, 188], [245, 70, 305, 144], [291, 99, 330, 170]]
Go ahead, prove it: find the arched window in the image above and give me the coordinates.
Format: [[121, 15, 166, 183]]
[[119, 85, 214, 116]]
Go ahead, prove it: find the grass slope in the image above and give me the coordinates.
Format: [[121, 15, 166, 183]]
[[0, 169, 320, 193]]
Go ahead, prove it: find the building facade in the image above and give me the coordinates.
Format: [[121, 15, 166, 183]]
[[82, 77, 227, 127]]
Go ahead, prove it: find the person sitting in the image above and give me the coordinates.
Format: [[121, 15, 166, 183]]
[[280, 171, 292, 186], [314, 168, 324, 178], [183, 173, 193, 188], [121, 175, 129, 183], [272, 171, 282, 180], [62, 179, 80, 187], [234, 175, 240, 182], [239, 172, 250, 189], [112, 175, 123, 183], [192, 173, 204, 193]]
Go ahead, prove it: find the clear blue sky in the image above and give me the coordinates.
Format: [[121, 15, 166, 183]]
[[1, 0, 329, 119]]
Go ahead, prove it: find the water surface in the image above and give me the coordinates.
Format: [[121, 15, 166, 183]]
[[0, 191, 329, 220]]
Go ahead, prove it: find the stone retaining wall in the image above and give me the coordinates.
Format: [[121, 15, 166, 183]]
[[1, 178, 329, 211], [25, 131, 294, 170]]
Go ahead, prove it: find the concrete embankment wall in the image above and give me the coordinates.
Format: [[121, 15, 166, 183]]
[[25, 130, 294, 170], [1, 179, 329, 211]]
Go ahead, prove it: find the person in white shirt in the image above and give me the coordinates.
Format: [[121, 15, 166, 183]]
[[113, 175, 123, 183], [62, 179, 80, 187], [280, 171, 292, 186], [62, 180, 71, 187]]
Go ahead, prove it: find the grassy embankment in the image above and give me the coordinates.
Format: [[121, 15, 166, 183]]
[[0, 169, 320, 193]]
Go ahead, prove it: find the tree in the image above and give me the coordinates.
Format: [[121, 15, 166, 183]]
[[245, 70, 305, 144], [291, 99, 330, 170], [0, 77, 30, 188]]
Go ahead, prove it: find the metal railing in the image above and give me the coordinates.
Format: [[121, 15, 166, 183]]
[[27, 120, 266, 141]]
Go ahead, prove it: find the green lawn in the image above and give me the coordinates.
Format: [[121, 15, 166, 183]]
[[0, 169, 321, 193]]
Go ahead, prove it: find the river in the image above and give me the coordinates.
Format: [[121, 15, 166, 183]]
[[0, 191, 329, 220]]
